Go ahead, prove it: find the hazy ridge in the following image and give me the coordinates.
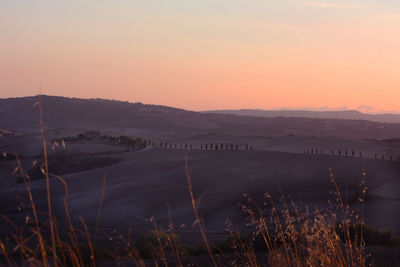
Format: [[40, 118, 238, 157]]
[[204, 109, 400, 124]]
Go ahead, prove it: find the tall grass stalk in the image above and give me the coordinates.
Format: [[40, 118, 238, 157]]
[[38, 95, 57, 265], [95, 175, 107, 245], [185, 154, 218, 267]]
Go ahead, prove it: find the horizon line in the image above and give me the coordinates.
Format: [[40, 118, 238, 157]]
[[2, 94, 400, 115]]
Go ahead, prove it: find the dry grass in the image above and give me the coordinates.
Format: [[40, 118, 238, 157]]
[[0, 96, 377, 266], [236, 169, 368, 267]]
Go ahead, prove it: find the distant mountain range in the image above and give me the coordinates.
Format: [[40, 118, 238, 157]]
[[203, 109, 400, 124]]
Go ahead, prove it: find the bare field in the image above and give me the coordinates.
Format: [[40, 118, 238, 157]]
[[1, 148, 399, 238]]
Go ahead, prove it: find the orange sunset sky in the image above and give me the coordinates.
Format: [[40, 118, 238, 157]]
[[1, 0, 400, 112]]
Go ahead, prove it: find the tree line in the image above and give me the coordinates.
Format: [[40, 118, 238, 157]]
[[305, 148, 399, 161], [145, 140, 253, 152]]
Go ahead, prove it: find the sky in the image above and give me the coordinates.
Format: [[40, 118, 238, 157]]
[[1, 0, 400, 112]]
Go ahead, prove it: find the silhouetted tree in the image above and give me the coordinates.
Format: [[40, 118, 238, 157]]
[[236, 144, 238, 151]]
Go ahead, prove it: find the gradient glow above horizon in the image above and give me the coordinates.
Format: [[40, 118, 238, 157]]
[[1, 0, 400, 112]]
